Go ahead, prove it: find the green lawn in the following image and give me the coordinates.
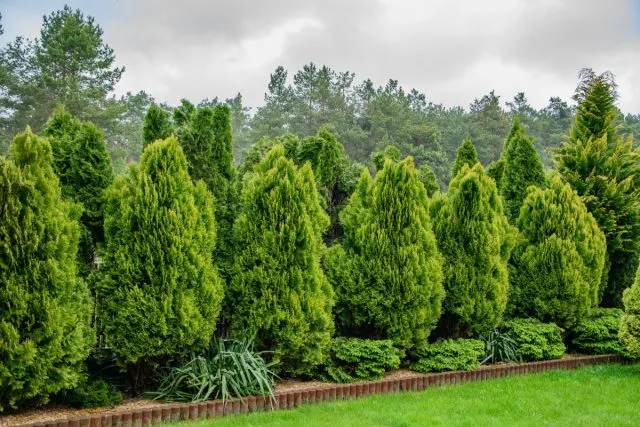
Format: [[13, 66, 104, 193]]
[[171, 364, 640, 426]]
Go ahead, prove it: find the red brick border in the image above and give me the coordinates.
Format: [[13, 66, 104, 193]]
[[12, 354, 624, 426]]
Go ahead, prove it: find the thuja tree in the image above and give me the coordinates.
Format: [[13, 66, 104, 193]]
[[0, 128, 93, 411], [450, 138, 479, 178], [98, 137, 222, 387], [620, 267, 640, 357], [325, 157, 444, 351], [228, 144, 334, 376], [555, 69, 640, 307], [501, 119, 546, 222], [43, 107, 113, 273], [142, 103, 172, 147], [430, 163, 515, 337], [418, 163, 440, 197], [509, 176, 606, 328]]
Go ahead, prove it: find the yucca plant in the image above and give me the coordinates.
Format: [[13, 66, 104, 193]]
[[481, 329, 520, 364], [148, 338, 277, 404]]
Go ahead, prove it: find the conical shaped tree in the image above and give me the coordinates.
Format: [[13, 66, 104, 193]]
[[501, 120, 546, 222], [509, 175, 606, 328], [98, 137, 222, 385], [325, 157, 444, 351], [430, 163, 515, 337], [228, 144, 333, 376], [555, 69, 640, 307], [142, 103, 172, 147], [418, 163, 440, 197], [486, 159, 505, 190], [0, 128, 93, 411], [43, 107, 114, 273], [451, 138, 479, 178], [620, 267, 640, 357]]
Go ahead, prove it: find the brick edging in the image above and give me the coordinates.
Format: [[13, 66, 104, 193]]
[[15, 354, 624, 427]]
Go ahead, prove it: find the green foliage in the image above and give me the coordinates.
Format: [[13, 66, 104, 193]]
[[501, 120, 546, 222], [0, 6, 124, 142], [486, 159, 505, 190], [418, 163, 440, 197], [142, 103, 172, 147], [326, 157, 444, 351], [570, 308, 626, 355], [620, 268, 640, 357], [430, 163, 514, 337], [509, 176, 606, 328], [320, 338, 401, 383], [149, 338, 276, 403], [0, 128, 93, 411], [481, 329, 520, 364], [97, 137, 223, 380], [228, 145, 334, 376], [451, 138, 479, 178], [371, 145, 401, 171], [411, 339, 484, 373], [43, 107, 114, 273], [503, 319, 565, 362], [555, 69, 640, 307], [54, 378, 122, 409]]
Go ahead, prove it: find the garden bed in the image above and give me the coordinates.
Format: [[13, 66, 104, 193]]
[[0, 354, 623, 427]]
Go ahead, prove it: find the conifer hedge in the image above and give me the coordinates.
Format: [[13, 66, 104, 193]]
[[97, 137, 222, 381], [0, 128, 93, 411], [228, 144, 334, 376], [509, 175, 606, 328], [431, 163, 514, 337], [325, 157, 444, 351]]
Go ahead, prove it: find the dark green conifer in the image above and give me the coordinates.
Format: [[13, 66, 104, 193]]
[[142, 103, 172, 147], [451, 138, 479, 178], [43, 107, 114, 273], [0, 128, 93, 411], [555, 69, 640, 307], [501, 120, 546, 222]]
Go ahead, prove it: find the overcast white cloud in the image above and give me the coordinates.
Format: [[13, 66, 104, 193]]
[[2, 0, 640, 111]]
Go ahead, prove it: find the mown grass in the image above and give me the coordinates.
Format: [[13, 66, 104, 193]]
[[171, 364, 640, 426]]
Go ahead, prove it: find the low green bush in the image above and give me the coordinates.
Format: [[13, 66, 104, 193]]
[[55, 379, 122, 409], [503, 318, 565, 361], [149, 338, 276, 403], [569, 308, 626, 355], [411, 339, 484, 373], [320, 338, 402, 382], [481, 329, 520, 364]]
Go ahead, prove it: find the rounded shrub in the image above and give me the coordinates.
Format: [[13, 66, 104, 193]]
[[325, 157, 444, 351], [570, 308, 626, 355], [620, 268, 640, 357], [509, 175, 606, 328], [97, 137, 222, 386], [431, 163, 515, 337], [410, 339, 485, 373], [0, 128, 93, 411], [502, 318, 565, 361], [228, 144, 334, 376]]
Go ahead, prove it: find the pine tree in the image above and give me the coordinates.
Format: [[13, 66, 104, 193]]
[[509, 175, 606, 328], [325, 157, 444, 351], [142, 103, 172, 147], [451, 138, 479, 178], [0, 128, 93, 411], [430, 163, 515, 337], [98, 136, 222, 387], [555, 69, 640, 307], [501, 120, 546, 222], [43, 107, 114, 273], [228, 144, 333, 376], [620, 267, 640, 357]]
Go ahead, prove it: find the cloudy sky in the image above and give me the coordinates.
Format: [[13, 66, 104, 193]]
[[3, 0, 640, 112]]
